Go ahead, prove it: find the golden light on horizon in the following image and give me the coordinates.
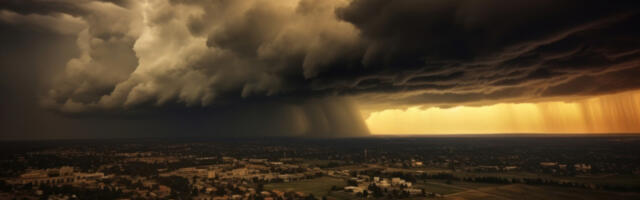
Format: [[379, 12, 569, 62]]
[[365, 91, 640, 134]]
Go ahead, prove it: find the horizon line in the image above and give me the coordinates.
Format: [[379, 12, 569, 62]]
[[2, 133, 640, 142]]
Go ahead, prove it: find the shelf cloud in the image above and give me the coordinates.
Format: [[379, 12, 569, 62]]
[[1, 0, 639, 137]]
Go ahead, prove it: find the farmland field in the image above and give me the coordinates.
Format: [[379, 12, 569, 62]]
[[264, 176, 347, 197], [414, 180, 501, 195], [444, 184, 640, 200]]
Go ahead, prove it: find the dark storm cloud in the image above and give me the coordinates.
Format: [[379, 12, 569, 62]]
[[543, 66, 640, 97], [1, 0, 640, 138], [0, 0, 371, 138], [0, 0, 85, 16], [328, 0, 640, 107], [0, 0, 129, 16]]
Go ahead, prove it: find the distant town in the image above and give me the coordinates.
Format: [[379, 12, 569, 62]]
[[1, 136, 639, 199]]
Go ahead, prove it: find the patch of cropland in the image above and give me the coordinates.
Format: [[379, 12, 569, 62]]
[[264, 177, 347, 197], [444, 184, 640, 200]]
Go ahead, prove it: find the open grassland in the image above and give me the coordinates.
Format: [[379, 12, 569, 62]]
[[414, 180, 502, 195], [415, 182, 465, 194], [456, 171, 640, 188], [567, 174, 640, 187], [444, 184, 640, 200], [325, 191, 356, 200], [264, 176, 346, 197]]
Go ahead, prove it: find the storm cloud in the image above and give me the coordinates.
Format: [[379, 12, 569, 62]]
[[1, 0, 639, 138]]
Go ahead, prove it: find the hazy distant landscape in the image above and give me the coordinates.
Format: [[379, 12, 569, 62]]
[[1, 135, 639, 199]]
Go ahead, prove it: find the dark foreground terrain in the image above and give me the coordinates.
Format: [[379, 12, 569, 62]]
[[1, 135, 640, 199]]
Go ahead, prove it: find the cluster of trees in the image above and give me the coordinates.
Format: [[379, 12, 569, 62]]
[[34, 184, 123, 200], [355, 187, 415, 199], [157, 176, 192, 199], [464, 176, 640, 191], [0, 180, 12, 192], [103, 162, 160, 177], [271, 166, 306, 174]]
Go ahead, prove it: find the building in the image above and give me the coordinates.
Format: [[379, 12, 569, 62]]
[[504, 166, 518, 171], [15, 166, 76, 186], [540, 162, 558, 167], [231, 168, 248, 176], [411, 159, 423, 167], [344, 186, 367, 194], [75, 172, 104, 181], [574, 163, 592, 172], [207, 170, 216, 179], [391, 177, 406, 186]]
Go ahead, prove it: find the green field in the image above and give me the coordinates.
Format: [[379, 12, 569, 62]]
[[415, 182, 465, 194], [414, 180, 501, 195], [444, 184, 640, 200], [456, 171, 640, 188], [264, 176, 347, 197], [568, 174, 640, 187], [325, 191, 357, 200]]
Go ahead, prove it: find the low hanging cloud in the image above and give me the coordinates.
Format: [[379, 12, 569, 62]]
[[1, 0, 639, 136]]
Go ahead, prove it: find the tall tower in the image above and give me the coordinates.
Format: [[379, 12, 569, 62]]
[[364, 148, 368, 162]]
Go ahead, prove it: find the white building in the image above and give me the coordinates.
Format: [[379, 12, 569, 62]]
[[15, 166, 77, 185]]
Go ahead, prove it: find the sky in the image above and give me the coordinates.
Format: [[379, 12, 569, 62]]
[[0, 0, 639, 139]]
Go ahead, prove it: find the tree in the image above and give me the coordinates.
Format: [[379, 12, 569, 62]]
[[22, 183, 32, 190], [368, 184, 383, 198], [331, 185, 338, 191], [0, 180, 12, 192], [257, 183, 264, 192], [305, 194, 316, 200], [157, 176, 192, 198]]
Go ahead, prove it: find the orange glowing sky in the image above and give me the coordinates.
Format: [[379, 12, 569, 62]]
[[365, 90, 640, 134]]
